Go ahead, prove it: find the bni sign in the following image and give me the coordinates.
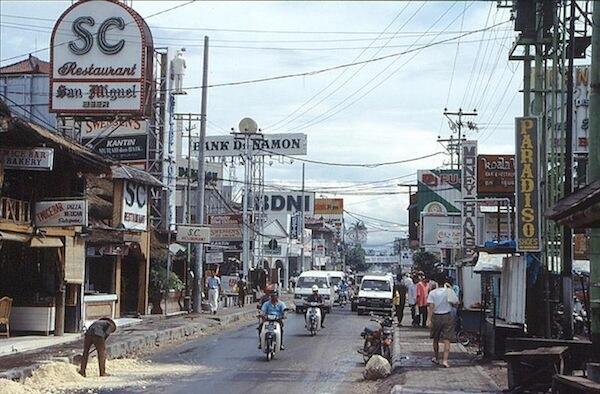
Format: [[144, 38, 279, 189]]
[[461, 140, 477, 255], [515, 117, 541, 252], [192, 133, 307, 157]]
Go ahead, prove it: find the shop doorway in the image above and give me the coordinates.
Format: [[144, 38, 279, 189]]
[[120, 252, 140, 316]]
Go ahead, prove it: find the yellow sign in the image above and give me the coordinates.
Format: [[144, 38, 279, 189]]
[[314, 198, 343, 215]]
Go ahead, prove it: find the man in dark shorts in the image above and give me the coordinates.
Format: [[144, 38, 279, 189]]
[[79, 317, 117, 377], [426, 280, 458, 368]]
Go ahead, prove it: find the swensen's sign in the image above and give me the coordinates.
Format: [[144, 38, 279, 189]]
[[35, 199, 88, 227], [121, 180, 148, 230], [1, 148, 54, 171], [515, 117, 541, 252], [49, 0, 153, 115]]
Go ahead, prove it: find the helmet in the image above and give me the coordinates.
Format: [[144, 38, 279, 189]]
[[311, 285, 319, 292], [270, 290, 279, 297]]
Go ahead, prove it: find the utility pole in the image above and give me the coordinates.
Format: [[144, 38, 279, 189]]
[[442, 108, 478, 170], [589, 0, 600, 359], [300, 163, 306, 271], [561, 0, 576, 340], [242, 131, 251, 279], [193, 36, 209, 314]]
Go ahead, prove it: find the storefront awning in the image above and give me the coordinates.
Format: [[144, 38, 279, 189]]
[[29, 236, 63, 248], [0, 230, 31, 243]]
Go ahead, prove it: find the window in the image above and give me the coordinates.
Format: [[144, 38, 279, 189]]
[[297, 276, 329, 289], [361, 279, 391, 292]]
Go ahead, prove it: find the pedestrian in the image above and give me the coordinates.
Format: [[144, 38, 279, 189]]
[[407, 275, 418, 326], [427, 280, 459, 368], [79, 317, 116, 377], [416, 274, 429, 328], [394, 274, 408, 327], [207, 271, 221, 315], [237, 273, 248, 308]]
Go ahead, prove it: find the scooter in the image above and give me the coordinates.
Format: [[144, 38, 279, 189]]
[[305, 301, 322, 336], [260, 313, 284, 361], [358, 314, 394, 364]]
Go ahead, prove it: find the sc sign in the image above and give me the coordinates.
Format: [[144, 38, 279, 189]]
[[121, 180, 148, 231], [69, 16, 126, 55], [176, 225, 211, 244]]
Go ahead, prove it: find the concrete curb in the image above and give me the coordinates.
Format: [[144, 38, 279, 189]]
[[0, 307, 258, 382], [392, 326, 402, 370]]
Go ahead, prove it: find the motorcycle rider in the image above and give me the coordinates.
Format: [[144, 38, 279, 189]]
[[306, 285, 326, 328], [259, 290, 287, 350]]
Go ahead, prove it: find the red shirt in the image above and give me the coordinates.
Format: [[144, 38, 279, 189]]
[[416, 281, 429, 307]]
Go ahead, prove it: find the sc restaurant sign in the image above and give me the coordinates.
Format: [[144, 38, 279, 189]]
[[121, 180, 148, 230], [515, 117, 541, 252], [176, 225, 210, 244], [49, 0, 153, 115], [35, 199, 88, 227]]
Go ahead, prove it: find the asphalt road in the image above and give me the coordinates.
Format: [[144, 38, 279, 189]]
[[109, 305, 380, 394]]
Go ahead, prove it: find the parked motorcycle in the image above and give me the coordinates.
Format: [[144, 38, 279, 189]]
[[358, 314, 394, 363], [305, 301, 322, 336], [260, 313, 284, 361]]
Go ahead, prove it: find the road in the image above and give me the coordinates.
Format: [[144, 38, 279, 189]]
[[109, 306, 381, 394]]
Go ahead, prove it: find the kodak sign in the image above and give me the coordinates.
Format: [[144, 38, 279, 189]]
[[515, 117, 541, 252]]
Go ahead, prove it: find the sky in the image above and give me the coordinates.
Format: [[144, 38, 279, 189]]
[[0, 1, 522, 250]]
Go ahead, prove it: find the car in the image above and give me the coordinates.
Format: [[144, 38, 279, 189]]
[[293, 270, 334, 313], [356, 274, 394, 316]]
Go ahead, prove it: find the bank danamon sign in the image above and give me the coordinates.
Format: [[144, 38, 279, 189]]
[[49, 0, 153, 115]]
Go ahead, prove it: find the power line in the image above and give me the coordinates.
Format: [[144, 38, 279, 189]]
[[444, 1, 469, 108], [344, 210, 408, 227]]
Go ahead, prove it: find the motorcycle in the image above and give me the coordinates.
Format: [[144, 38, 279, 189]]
[[337, 288, 349, 307], [260, 313, 284, 361], [358, 314, 394, 364], [305, 301, 322, 336]]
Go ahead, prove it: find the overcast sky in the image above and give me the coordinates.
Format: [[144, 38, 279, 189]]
[[0, 1, 521, 250]]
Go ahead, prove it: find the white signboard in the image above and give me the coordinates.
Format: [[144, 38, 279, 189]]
[[461, 141, 477, 255], [313, 239, 326, 257], [206, 252, 223, 265], [176, 225, 210, 243], [192, 133, 307, 157], [1, 148, 54, 171], [261, 192, 314, 216], [435, 224, 461, 249], [50, 0, 152, 114], [80, 119, 147, 139], [121, 180, 148, 231], [35, 199, 88, 227]]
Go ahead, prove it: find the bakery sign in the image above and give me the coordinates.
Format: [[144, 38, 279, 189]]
[[49, 0, 153, 115], [1, 148, 54, 171]]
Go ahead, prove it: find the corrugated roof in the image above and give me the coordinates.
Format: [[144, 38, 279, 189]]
[[111, 164, 163, 188], [0, 55, 50, 75]]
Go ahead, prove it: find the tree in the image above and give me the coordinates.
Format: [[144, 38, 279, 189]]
[[412, 250, 444, 281], [347, 244, 368, 272]]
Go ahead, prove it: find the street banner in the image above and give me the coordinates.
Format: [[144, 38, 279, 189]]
[[477, 154, 515, 195], [461, 140, 478, 256], [35, 199, 88, 227], [515, 117, 542, 252], [192, 133, 307, 157], [176, 225, 210, 243]]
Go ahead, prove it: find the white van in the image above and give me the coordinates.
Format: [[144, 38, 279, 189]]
[[356, 274, 394, 316], [325, 271, 346, 304], [294, 270, 333, 313]]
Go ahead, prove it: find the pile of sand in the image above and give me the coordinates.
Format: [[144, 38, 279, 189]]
[[1, 358, 213, 393]]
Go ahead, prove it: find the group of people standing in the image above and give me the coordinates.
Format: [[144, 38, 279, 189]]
[[393, 272, 461, 368]]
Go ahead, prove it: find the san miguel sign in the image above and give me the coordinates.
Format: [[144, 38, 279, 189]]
[[515, 117, 541, 252], [49, 0, 153, 115]]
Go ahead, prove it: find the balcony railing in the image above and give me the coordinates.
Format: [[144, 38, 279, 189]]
[[0, 197, 31, 225]]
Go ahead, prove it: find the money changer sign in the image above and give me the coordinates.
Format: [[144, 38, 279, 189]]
[[515, 117, 541, 252]]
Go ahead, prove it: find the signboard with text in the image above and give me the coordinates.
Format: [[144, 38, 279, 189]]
[[35, 199, 88, 227], [49, 0, 153, 115], [83, 134, 147, 161], [79, 119, 147, 139], [314, 198, 344, 216], [477, 154, 515, 195], [176, 225, 210, 243], [1, 148, 54, 171], [461, 141, 478, 255], [192, 133, 307, 157], [515, 117, 541, 252], [121, 180, 148, 231]]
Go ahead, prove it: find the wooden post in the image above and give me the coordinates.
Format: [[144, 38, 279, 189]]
[[55, 247, 65, 336], [138, 231, 150, 315], [115, 255, 122, 318]]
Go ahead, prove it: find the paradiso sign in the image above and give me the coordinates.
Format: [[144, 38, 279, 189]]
[[515, 117, 541, 252], [49, 0, 154, 115]]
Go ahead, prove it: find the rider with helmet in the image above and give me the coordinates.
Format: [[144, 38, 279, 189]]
[[305, 285, 326, 328], [259, 290, 287, 350]]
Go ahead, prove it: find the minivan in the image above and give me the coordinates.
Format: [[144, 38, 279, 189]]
[[294, 270, 333, 313], [356, 274, 394, 316]]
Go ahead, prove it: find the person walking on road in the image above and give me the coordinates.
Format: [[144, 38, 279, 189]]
[[79, 317, 116, 377], [236, 273, 248, 308], [207, 272, 221, 315], [416, 274, 429, 327], [407, 275, 418, 326], [427, 280, 459, 368], [394, 274, 408, 327]]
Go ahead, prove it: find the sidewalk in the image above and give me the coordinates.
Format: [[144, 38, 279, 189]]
[[390, 310, 502, 394], [0, 300, 261, 382]]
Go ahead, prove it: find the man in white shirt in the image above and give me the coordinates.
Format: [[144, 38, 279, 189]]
[[206, 273, 222, 315], [427, 280, 459, 368]]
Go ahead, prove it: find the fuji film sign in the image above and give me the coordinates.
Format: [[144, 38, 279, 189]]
[[49, 0, 153, 115]]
